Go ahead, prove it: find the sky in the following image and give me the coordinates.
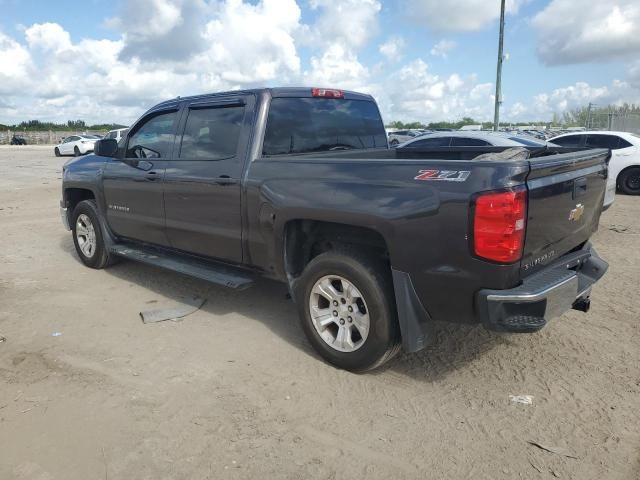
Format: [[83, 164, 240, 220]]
[[0, 0, 639, 125]]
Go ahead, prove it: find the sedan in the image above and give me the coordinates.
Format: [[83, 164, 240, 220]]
[[398, 131, 551, 148], [54, 135, 101, 157]]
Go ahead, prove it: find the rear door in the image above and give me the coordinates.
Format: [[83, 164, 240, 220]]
[[102, 108, 179, 246], [522, 149, 609, 275], [162, 95, 255, 263]]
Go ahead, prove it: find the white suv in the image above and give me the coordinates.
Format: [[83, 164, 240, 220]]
[[552, 131, 640, 207], [105, 128, 129, 143]]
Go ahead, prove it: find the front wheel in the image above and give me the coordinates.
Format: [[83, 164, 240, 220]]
[[294, 250, 401, 372], [71, 200, 112, 269], [54, 147, 61, 157], [618, 167, 640, 195], [74, 146, 81, 156]]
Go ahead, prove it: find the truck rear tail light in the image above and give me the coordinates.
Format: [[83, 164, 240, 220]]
[[311, 88, 344, 98], [473, 187, 527, 263]]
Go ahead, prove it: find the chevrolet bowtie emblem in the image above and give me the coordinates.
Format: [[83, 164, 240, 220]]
[[569, 203, 585, 222]]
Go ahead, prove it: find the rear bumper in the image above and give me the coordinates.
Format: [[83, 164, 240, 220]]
[[476, 244, 608, 332]]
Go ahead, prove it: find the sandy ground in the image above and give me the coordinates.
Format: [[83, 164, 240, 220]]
[[0, 145, 638, 480]]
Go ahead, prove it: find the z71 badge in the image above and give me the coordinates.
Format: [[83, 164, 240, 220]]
[[414, 169, 471, 182]]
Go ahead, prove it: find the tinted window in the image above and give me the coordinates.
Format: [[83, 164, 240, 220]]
[[407, 136, 452, 147], [451, 137, 490, 146], [106, 131, 116, 139], [585, 134, 633, 150], [585, 134, 620, 149], [262, 98, 386, 155], [127, 111, 177, 158], [552, 135, 583, 147], [179, 105, 244, 160]]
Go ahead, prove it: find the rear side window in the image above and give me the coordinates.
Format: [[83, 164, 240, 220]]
[[262, 98, 387, 155], [585, 134, 632, 150], [179, 106, 244, 160], [552, 135, 583, 147], [586, 134, 620, 149], [451, 137, 490, 146], [127, 111, 177, 159], [407, 136, 451, 147]]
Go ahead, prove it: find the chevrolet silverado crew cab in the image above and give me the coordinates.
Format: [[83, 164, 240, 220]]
[[60, 87, 609, 371]]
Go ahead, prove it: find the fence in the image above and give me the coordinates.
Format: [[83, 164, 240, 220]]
[[0, 130, 107, 145], [586, 111, 640, 134]]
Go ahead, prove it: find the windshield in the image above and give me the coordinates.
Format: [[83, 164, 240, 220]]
[[81, 135, 101, 139], [262, 97, 387, 155]]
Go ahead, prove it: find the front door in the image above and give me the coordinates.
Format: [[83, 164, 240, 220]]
[[102, 109, 179, 246], [163, 96, 252, 263]]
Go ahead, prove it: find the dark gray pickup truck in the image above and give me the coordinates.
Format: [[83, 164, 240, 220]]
[[60, 87, 609, 371]]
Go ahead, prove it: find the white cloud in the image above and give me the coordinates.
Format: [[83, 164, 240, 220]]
[[304, 44, 370, 90], [406, 0, 529, 32], [430, 40, 456, 58], [532, 0, 640, 65], [0, 32, 33, 95], [308, 0, 381, 49], [379, 36, 405, 61], [504, 80, 640, 121], [378, 59, 495, 122]]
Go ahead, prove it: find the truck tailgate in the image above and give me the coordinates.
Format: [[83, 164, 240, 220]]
[[522, 148, 609, 276]]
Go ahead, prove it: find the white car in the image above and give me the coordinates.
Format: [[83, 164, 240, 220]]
[[54, 135, 101, 157], [104, 127, 129, 143], [398, 131, 551, 148], [388, 129, 426, 146], [551, 131, 640, 207]]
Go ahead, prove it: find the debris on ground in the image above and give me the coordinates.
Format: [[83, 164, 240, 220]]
[[509, 395, 534, 405], [527, 441, 578, 459], [50, 332, 63, 337], [140, 296, 206, 324], [0, 336, 6, 343]]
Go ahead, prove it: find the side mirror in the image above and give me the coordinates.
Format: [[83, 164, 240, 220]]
[[94, 138, 119, 157]]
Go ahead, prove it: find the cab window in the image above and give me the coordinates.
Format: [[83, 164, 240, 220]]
[[178, 105, 244, 160], [126, 111, 177, 159]]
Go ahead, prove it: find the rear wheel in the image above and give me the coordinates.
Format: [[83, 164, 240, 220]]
[[390, 139, 399, 147], [74, 146, 81, 156], [618, 167, 640, 195], [54, 147, 61, 157], [294, 250, 400, 372]]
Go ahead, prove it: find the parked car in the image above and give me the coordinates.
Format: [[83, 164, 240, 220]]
[[551, 131, 640, 198], [10, 135, 27, 145], [388, 129, 424, 146], [398, 131, 551, 148], [104, 128, 129, 143], [54, 135, 101, 157], [60, 87, 608, 371]]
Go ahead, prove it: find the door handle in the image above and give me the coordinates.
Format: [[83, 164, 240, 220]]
[[145, 171, 160, 181], [573, 177, 587, 198], [214, 175, 235, 186]]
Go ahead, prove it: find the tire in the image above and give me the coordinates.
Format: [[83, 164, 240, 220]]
[[294, 250, 401, 372], [390, 139, 399, 147], [74, 146, 81, 157], [618, 167, 640, 195], [54, 147, 61, 157], [71, 200, 112, 269]]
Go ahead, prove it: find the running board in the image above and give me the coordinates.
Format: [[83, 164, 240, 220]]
[[109, 243, 255, 290]]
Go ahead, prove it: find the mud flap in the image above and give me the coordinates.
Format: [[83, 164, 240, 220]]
[[391, 269, 434, 353]]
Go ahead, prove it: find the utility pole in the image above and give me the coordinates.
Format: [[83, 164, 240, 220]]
[[493, 0, 506, 132], [586, 102, 593, 129]]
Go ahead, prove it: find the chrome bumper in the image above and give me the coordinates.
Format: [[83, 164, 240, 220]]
[[476, 244, 608, 332]]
